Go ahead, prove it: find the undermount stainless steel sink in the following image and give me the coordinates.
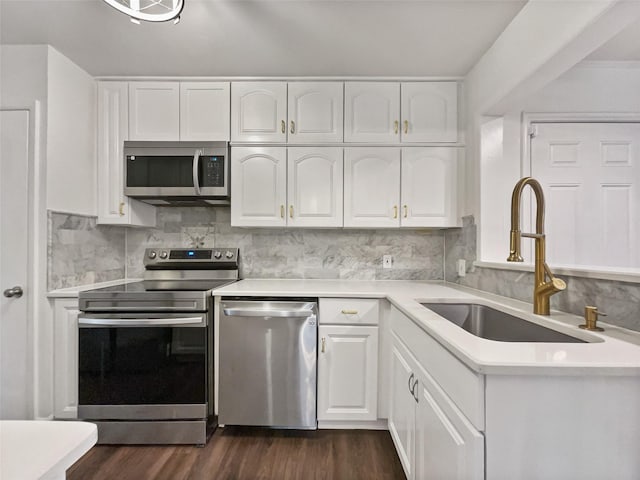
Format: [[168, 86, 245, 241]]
[[421, 303, 586, 343]]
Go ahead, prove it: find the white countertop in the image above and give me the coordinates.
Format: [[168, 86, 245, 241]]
[[0, 420, 97, 480], [47, 278, 142, 298], [213, 279, 640, 376]]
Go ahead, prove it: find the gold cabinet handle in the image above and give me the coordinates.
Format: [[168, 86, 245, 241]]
[[289, 205, 294, 218], [341, 309, 358, 315], [393, 205, 398, 219], [394, 120, 399, 134], [404, 120, 409, 134], [403, 205, 408, 218], [290, 120, 295, 134], [118, 201, 125, 216], [280, 204, 285, 218], [281, 120, 286, 134], [321, 337, 326, 353]]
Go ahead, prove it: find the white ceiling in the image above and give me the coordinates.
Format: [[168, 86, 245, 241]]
[[0, 0, 529, 77], [586, 17, 640, 62]]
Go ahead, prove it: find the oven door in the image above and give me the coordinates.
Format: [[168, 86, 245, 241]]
[[77, 313, 211, 421]]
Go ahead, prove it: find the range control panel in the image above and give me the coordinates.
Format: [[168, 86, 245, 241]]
[[144, 248, 239, 268]]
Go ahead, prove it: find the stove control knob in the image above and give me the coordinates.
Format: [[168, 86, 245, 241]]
[[159, 251, 168, 259], [148, 251, 157, 259], [213, 251, 222, 259], [225, 251, 234, 259]]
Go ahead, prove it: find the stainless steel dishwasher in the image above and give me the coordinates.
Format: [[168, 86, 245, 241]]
[[219, 299, 317, 429]]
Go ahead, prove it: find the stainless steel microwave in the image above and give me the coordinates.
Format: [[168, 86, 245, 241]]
[[123, 141, 230, 206]]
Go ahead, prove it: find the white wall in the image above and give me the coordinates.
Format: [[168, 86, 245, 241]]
[[46, 47, 96, 216], [480, 63, 640, 263]]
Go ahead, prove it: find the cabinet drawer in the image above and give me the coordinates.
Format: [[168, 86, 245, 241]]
[[390, 305, 484, 431], [320, 298, 379, 325]]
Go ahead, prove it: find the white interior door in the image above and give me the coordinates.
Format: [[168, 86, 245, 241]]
[[1, 109, 31, 419], [531, 122, 640, 268]]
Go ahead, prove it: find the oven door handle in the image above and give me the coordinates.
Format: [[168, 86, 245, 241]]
[[192, 149, 202, 196], [78, 316, 205, 327], [222, 308, 314, 318]]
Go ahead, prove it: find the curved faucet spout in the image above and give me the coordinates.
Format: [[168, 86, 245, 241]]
[[507, 177, 565, 315]]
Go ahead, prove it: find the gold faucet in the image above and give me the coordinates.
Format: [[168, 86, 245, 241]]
[[507, 177, 566, 315]]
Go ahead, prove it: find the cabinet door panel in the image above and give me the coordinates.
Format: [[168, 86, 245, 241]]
[[287, 147, 343, 227], [54, 300, 79, 419], [344, 148, 400, 227], [231, 82, 287, 142], [401, 147, 458, 227], [401, 82, 457, 143], [288, 82, 343, 143], [345, 83, 400, 143], [415, 371, 484, 480], [318, 325, 378, 421], [388, 339, 416, 479], [231, 147, 287, 227], [97, 82, 156, 227], [180, 82, 230, 141], [129, 82, 179, 140]]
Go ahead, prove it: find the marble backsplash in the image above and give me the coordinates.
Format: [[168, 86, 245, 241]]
[[445, 216, 640, 332], [125, 207, 445, 280], [47, 211, 125, 290]]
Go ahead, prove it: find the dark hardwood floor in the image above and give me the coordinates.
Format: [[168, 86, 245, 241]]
[[67, 427, 406, 480]]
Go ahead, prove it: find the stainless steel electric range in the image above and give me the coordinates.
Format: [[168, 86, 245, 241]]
[[77, 247, 239, 446]]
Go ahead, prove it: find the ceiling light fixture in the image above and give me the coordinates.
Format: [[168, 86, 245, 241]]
[[102, 0, 184, 23]]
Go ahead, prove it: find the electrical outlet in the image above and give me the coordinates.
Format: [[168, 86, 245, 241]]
[[457, 259, 466, 277], [383, 255, 393, 269]]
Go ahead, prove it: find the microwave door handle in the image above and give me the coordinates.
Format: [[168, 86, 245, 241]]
[[192, 149, 202, 196]]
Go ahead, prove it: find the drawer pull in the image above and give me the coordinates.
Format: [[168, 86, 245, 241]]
[[408, 373, 414, 395], [321, 337, 326, 353], [341, 309, 358, 315], [413, 379, 419, 403]]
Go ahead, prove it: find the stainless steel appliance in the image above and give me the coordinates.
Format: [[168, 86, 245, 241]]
[[124, 141, 229, 206], [77, 247, 239, 445], [218, 300, 317, 429]]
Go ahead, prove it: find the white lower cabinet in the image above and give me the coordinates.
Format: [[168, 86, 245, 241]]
[[52, 298, 79, 419], [389, 332, 484, 480], [317, 325, 378, 421]]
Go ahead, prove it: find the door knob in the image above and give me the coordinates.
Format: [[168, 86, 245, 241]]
[[3, 286, 23, 298]]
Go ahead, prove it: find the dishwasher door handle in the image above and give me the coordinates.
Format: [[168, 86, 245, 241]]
[[222, 308, 314, 318]]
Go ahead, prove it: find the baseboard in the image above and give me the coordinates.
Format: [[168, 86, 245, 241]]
[[318, 419, 388, 430]]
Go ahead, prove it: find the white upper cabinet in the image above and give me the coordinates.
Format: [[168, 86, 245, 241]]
[[344, 83, 400, 143], [401, 82, 458, 143], [345, 82, 458, 144], [129, 82, 180, 140], [287, 82, 343, 143], [344, 148, 401, 228], [97, 82, 155, 227], [129, 81, 230, 141], [401, 147, 459, 227], [231, 146, 287, 227], [179, 82, 230, 141], [231, 82, 287, 142], [287, 147, 343, 227]]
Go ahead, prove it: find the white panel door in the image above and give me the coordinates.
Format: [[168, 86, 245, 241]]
[[531, 122, 640, 268], [344, 148, 400, 227], [287, 147, 343, 228], [287, 82, 343, 143], [53, 299, 79, 419], [180, 82, 230, 141], [231, 82, 287, 142], [401, 82, 458, 143], [97, 82, 156, 227], [344, 83, 400, 143], [401, 147, 459, 227], [414, 370, 484, 480], [0, 109, 31, 419], [317, 325, 378, 421], [231, 147, 287, 227], [388, 338, 416, 480], [128, 82, 179, 141]]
